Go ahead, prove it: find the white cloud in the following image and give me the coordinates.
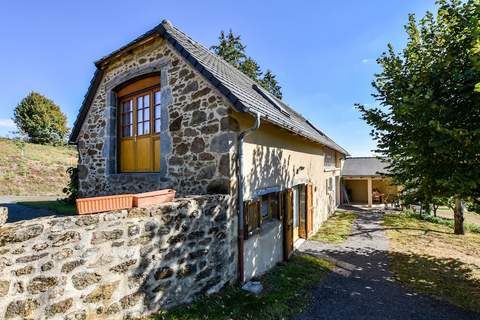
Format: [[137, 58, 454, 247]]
[[361, 58, 371, 64], [0, 119, 15, 128]]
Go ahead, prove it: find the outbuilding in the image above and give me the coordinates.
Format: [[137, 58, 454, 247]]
[[341, 157, 399, 207]]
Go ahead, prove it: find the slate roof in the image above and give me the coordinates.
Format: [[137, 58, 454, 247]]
[[69, 20, 349, 155], [342, 157, 391, 177]]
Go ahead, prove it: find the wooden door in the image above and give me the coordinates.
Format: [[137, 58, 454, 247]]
[[306, 183, 314, 237], [283, 189, 294, 260], [298, 185, 307, 239], [118, 82, 161, 173]]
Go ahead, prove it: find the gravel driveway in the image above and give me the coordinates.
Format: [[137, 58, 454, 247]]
[[294, 211, 479, 320]]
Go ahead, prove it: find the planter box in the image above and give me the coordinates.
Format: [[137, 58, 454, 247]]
[[133, 189, 176, 207], [76, 194, 134, 215]]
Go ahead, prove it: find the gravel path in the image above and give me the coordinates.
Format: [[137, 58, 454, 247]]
[[294, 211, 479, 320], [0, 196, 65, 223]]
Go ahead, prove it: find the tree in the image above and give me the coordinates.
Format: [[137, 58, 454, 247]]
[[357, 0, 480, 234], [211, 29, 283, 98], [210, 30, 246, 67], [13, 92, 68, 145], [260, 70, 282, 99], [239, 57, 262, 81]]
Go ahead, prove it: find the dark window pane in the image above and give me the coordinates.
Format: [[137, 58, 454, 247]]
[[155, 91, 161, 105], [155, 105, 161, 119], [137, 109, 143, 122], [137, 123, 143, 135], [137, 96, 143, 109], [155, 119, 161, 133]]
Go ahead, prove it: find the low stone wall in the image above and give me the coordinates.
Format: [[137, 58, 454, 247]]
[[0, 195, 237, 320]]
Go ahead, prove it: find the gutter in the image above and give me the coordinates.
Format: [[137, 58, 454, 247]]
[[237, 112, 261, 284]]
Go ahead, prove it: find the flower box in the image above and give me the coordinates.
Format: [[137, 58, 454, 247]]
[[76, 194, 134, 215], [133, 189, 176, 207]]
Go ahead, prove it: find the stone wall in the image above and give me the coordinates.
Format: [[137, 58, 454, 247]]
[[77, 36, 238, 197], [0, 195, 237, 320]]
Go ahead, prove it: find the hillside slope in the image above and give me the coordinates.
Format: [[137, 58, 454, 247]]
[[0, 138, 77, 196]]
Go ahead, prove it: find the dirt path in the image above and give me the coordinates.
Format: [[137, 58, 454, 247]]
[[294, 211, 479, 320]]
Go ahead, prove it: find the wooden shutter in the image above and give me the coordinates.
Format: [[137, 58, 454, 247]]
[[299, 185, 307, 239], [306, 183, 314, 237], [243, 200, 260, 239], [283, 189, 294, 260]]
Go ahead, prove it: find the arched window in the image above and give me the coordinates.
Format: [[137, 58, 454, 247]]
[[116, 74, 161, 172]]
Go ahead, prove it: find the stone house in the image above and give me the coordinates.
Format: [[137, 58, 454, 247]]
[[70, 20, 349, 282]]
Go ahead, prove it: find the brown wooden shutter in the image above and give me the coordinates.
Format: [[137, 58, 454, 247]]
[[283, 189, 294, 260], [306, 183, 314, 237], [243, 200, 260, 239]]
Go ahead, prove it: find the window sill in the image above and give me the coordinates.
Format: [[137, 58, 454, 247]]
[[109, 172, 162, 177], [324, 167, 340, 172]]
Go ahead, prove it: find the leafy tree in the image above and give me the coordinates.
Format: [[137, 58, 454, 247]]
[[260, 70, 283, 99], [211, 29, 283, 98], [357, 0, 480, 234], [13, 92, 68, 145]]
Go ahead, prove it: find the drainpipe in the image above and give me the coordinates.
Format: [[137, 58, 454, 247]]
[[237, 112, 261, 284]]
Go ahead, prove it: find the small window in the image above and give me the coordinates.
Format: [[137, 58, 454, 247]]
[[260, 193, 279, 222], [324, 148, 336, 168], [244, 192, 281, 237]]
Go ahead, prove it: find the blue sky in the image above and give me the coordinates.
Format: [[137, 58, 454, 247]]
[[0, 0, 435, 155]]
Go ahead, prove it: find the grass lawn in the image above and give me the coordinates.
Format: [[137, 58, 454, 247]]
[[17, 200, 77, 215], [383, 213, 480, 313], [152, 255, 334, 320], [0, 138, 77, 196], [309, 210, 357, 243]]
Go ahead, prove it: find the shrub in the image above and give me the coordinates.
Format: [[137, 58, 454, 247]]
[[13, 92, 68, 145], [62, 167, 78, 204]]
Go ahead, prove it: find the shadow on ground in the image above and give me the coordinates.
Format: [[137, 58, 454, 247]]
[[294, 211, 480, 320]]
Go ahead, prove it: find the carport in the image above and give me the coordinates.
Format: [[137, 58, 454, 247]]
[[341, 157, 398, 207]]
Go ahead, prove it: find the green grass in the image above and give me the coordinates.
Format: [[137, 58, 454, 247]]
[[0, 138, 77, 196], [406, 211, 480, 234], [383, 213, 480, 313], [152, 255, 334, 320], [310, 211, 357, 243], [17, 200, 77, 215]]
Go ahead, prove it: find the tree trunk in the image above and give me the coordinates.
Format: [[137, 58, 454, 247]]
[[454, 198, 465, 235], [433, 204, 438, 217]]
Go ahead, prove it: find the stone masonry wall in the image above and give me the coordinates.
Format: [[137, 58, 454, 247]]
[[0, 195, 237, 320], [77, 36, 238, 198]]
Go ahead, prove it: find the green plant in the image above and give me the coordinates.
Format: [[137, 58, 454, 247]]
[[63, 166, 78, 203], [13, 92, 68, 145]]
